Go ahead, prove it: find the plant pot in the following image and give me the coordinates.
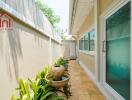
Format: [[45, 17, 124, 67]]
[[51, 65, 65, 81], [45, 73, 70, 88]]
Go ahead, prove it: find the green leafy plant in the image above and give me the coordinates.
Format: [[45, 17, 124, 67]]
[[29, 79, 64, 100], [11, 79, 32, 100], [35, 0, 60, 27], [11, 66, 65, 100], [54, 57, 69, 69]]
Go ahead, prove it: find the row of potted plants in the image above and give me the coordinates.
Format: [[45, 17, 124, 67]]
[[11, 57, 71, 100]]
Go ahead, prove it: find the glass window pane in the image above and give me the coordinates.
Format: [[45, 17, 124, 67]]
[[84, 33, 89, 50], [106, 2, 130, 100], [89, 30, 95, 51]]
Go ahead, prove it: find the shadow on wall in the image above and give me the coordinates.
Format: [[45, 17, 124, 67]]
[[7, 29, 23, 79], [0, 18, 50, 81], [0, 10, 23, 80], [0, 28, 23, 80], [0, 5, 51, 81]]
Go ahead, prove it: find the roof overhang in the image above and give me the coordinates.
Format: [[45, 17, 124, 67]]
[[69, 0, 94, 36]]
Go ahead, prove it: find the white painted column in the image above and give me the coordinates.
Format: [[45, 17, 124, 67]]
[[76, 35, 79, 61], [94, 0, 99, 81]]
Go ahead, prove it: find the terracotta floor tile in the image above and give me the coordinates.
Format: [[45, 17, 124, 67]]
[[78, 94, 91, 100], [67, 60, 105, 100], [68, 94, 79, 100], [91, 95, 106, 100]]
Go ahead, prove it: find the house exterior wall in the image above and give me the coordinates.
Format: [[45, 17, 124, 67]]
[[62, 40, 76, 60], [77, 8, 95, 75], [99, 0, 114, 14], [79, 8, 94, 34], [76, 0, 114, 81], [0, 0, 62, 100], [78, 52, 95, 73], [77, 0, 114, 76], [62, 41, 70, 59]]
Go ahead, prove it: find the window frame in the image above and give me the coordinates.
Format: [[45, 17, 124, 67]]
[[89, 29, 95, 51], [79, 26, 95, 55]]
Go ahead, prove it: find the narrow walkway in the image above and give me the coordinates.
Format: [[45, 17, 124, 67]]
[[68, 60, 105, 100]]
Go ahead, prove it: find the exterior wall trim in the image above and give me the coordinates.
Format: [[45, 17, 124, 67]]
[[78, 50, 95, 56], [94, 0, 99, 81]]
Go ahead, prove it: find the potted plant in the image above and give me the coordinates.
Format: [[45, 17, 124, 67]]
[[51, 58, 69, 81], [11, 66, 65, 100], [51, 65, 65, 81], [45, 58, 70, 88]]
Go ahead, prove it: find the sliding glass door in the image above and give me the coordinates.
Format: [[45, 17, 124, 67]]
[[106, 2, 130, 100]]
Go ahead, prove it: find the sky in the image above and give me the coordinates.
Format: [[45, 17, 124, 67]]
[[43, 0, 69, 33]]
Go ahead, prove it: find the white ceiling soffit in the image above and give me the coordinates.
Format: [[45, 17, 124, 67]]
[[71, 0, 94, 35]]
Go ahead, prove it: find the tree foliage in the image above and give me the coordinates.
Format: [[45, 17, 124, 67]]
[[35, 0, 60, 27], [60, 29, 67, 40]]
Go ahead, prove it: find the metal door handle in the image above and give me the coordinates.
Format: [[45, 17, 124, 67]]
[[102, 40, 106, 52]]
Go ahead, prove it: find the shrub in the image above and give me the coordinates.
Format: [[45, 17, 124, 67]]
[[35, 0, 60, 27], [11, 66, 64, 100], [54, 57, 69, 69]]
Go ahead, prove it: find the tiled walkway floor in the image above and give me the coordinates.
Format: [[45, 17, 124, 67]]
[[68, 60, 105, 100]]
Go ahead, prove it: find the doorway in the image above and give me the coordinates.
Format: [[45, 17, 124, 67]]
[[103, 1, 131, 100]]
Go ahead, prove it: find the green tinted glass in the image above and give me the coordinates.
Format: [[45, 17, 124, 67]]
[[106, 2, 130, 100]]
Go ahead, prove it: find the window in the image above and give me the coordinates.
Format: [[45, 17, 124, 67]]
[[79, 29, 95, 52], [84, 33, 89, 50], [79, 38, 84, 50], [89, 29, 95, 51]]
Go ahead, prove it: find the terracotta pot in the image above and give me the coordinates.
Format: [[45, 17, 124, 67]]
[[45, 73, 70, 88], [51, 65, 65, 81]]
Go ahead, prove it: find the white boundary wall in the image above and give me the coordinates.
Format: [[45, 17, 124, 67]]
[[0, 0, 62, 99]]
